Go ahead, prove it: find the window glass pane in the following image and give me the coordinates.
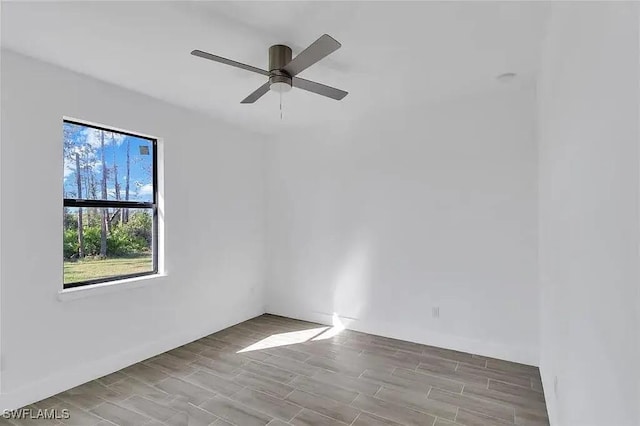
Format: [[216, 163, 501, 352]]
[[63, 122, 154, 202], [63, 206, 154, 285]]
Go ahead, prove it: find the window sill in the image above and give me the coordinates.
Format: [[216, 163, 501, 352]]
[[58, 273, 167, 302]]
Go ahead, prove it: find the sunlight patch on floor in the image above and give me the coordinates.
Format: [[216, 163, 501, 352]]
[[238, 313, 347, 352], [237, 327, 329, 352]]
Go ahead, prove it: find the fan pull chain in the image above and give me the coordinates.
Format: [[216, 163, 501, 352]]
[[280, 91, 283, 120]]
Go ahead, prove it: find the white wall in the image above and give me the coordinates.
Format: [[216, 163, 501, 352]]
[[0, 51, 267, 409], [537, 3, 640, 426], [265, 87, 540, 364]]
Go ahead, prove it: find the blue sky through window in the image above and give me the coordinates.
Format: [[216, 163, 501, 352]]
[[63, 122, 154, 202]]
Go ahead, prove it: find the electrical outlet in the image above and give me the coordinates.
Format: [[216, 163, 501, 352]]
[[432, 306, 440, 318]]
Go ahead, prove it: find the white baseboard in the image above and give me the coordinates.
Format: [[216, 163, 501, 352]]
[[266, 305, 539, 366], [0, 308, 264, 411], [1, 305, 540, 411], [538, 365, 558, 425]]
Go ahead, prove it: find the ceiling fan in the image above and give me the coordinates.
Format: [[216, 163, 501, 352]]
[[191, 34, 348, 103]]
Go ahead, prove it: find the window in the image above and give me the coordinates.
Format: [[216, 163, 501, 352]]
[[63, 120, 158, 288]]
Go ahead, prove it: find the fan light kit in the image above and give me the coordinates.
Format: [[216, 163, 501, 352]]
[[191, 34, 348, 104]]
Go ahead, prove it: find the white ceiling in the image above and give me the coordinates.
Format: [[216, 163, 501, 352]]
[[1, 1, 549, 134]]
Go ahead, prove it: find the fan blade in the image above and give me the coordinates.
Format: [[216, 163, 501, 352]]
[[283, 34, 341, 76], [241, 82, 271, 103], [191, 50, 269, 76], [292, 77, 348, 100]]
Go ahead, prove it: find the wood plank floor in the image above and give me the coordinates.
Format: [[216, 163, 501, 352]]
[[5, 314, 549, 426]]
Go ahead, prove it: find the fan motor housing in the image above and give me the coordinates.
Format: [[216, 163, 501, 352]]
[[269, 45, 292, 71], [269, 45, 292, 91]]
